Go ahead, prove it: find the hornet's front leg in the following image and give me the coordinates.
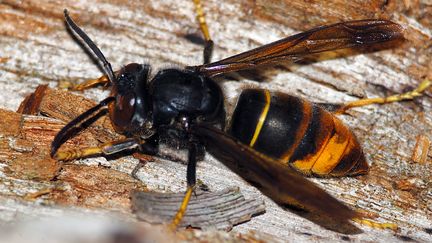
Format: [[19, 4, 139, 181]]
[[54, 137, 159, 180], [54, 138, 148, 161]]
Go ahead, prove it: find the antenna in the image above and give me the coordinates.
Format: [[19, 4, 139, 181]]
[[64, 9, 116, 83]]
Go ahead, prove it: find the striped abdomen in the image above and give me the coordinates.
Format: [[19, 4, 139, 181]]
[[228, 89, 368, 177]]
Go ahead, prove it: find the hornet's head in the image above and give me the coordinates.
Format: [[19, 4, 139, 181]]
[[109, 63, 153, 136]]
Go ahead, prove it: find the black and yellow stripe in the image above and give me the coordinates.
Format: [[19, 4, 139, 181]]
[[229, 89, 368, 177], [249, 89, 271, 147]]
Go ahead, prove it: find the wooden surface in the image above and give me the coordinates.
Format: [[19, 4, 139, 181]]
[[0, 0, 431, 242]]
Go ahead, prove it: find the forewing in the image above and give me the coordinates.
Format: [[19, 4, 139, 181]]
[[192, 124, 360, 224], [189, 20, 403, 76]]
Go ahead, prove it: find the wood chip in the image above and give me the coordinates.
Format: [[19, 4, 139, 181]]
[[131, 187, 265, 231], [17, 84, 49, 115], [18, 85, 123, 144], [411, 134, 431, 164]]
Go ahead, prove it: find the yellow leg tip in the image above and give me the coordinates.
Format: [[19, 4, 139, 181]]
[[70, 75, 111, 91], [336, 78, 432, 113], [416, 79, 432, 92], [169, 220, 180, 232], [53, 147, 103, 161], [169, 187, 194, 231], [53, 151, 72, 161], [353, 218, 398, 231]]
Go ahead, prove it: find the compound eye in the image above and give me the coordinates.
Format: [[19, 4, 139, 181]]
[[110, 93, 136, 129]]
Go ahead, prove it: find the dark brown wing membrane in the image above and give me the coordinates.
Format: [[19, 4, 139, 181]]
[[188, 20, 403, 76], [192, 124, 360, 225]]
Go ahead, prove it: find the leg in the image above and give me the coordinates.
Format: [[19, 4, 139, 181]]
[[131, 137, 159, 179], [73, 74, 111, 91], [353, 218, 398, 231], [51, 97, 115, 157], [170, 142, 198, 230], [59, 71, 119, 91], [131, 153, 154, 180], [335, 79, 431, 114], [54, 138, 141, 161], [352, 209, 398, 230], [192, 0, 214, 64]]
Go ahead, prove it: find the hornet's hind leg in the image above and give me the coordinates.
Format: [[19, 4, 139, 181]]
[[353, 209, 398, 231], [333, 80, 432, 231], [353, 217, 398, 231], [335, 79, 431, 114]]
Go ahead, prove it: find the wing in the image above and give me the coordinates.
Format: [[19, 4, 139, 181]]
[[192, 124, 360, 226], [187, 19, 403, 76]]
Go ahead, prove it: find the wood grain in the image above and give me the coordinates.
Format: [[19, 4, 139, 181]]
[[132, 187, 265, 231], [0, 0, 431, 242]]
